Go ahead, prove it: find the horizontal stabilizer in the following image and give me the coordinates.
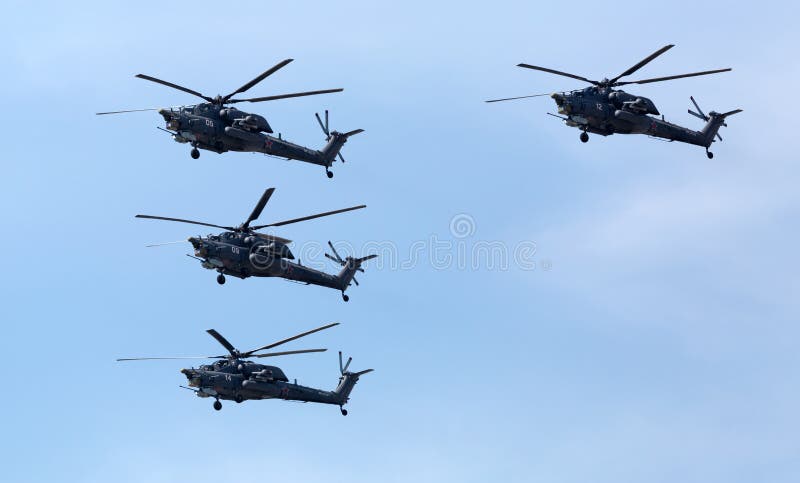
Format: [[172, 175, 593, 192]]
[[344, 128, 365, 137], [354, 254, 378, 265], [720, 108, 743, 118]]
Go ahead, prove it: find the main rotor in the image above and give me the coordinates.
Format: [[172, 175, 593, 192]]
[[487, 45, 731, 103], [97, 59, 342, 116], [519, 44, 730, 88], [117, 322, 340, 362], [135, 187, 366, 242]]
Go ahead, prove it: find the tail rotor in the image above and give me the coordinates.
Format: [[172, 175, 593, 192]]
[[316, 110, 361, 164], [315, 111, 364, 178], [689, 96, 724, 141], [325, 241, 365, 286]]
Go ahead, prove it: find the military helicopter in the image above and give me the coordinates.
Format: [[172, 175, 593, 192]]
[[117, 323, 373, 415], [97, 59, 363, 178], [137, 188, 377, 301], [487, 45, 741, 158]]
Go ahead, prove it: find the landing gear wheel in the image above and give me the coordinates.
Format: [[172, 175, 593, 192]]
[[191, 147, 200, 159], [706, 150, 714, 159], [326, 170, 334, 179], [217, 274, 226, 285], [580, 132, 589, 143], [340, 407, 348, 416], [342, 294, 350, 302], [213, 400, 222, 411], [235, 395, 244, 404]]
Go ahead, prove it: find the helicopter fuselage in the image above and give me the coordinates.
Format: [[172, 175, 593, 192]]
[[551, 86, 723, 148], [188, 231, 351, 291], [159, 103, 349, 168], [181, 359, 347, 405]]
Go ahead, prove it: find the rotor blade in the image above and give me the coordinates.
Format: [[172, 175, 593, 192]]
[[342, 356, 352, 373], [222, 59, 294, 101], [135, 74, 213, 102], [316, 111, 330, 136], [96, 108, 162, 115], [690, 96, 707, 119], [616, 68, 732, 86], [609, 44, 674, 84], [328, 241, 342, 261], [206, 329, 237, 355], [116, 356, 225, 361], [517, 64, 597, 84], [244, 322, 339, 356], [325, 253, 343, 264], [250, 348, 327, 358], [229, 88, 344, 104], [688, 110, 707, 121], [145, 240, 187, 248], [485, 93, 551, 103], [135, 215, 234, 231], [243, 188, 275, 228], [251, 205, 366, 229]]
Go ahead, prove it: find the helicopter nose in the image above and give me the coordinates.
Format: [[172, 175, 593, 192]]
[[188, 237, 209, 257], [181, 369, 201, 387]]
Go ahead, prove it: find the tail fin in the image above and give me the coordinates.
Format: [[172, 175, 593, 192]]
[[325, 241, 378, 293], [689, 96, 742, 147], [316, 110, 364, 167], [333, 351, 373, 406]]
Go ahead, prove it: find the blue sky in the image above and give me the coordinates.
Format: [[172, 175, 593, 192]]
[[2, 1, 799, 482]]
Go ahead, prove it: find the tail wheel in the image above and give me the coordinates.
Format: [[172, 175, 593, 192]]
[[340, 407, 348, 416]]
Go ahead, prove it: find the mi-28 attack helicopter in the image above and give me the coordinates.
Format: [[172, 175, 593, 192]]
[[487, 45, 741, 158], [117, 323, 373, 415], [97, 59, 362, 178], [138, 188, 376, 301]]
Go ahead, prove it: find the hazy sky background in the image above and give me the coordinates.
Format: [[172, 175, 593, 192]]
[[2, 1, 799, 482]]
